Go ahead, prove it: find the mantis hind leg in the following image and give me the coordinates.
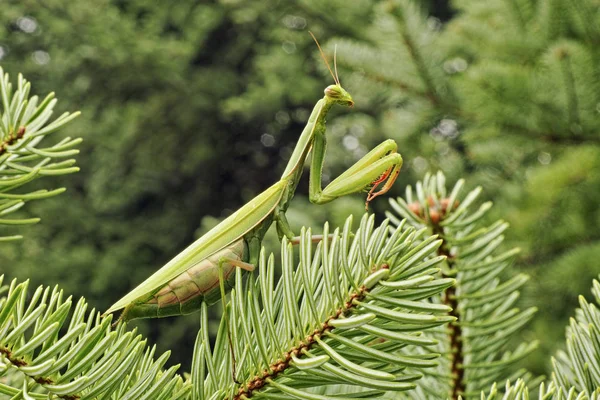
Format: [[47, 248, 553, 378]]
[[309, 138, 403, 208], [275, 210, 295, 241]]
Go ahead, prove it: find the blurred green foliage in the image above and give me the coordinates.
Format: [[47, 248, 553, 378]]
[[0, 0, 598, 375]]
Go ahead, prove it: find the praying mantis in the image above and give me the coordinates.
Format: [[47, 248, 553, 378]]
[[105, 36, 403, 323]]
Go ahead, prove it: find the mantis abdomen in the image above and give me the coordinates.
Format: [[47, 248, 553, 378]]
[[120, 239, 247, 320]]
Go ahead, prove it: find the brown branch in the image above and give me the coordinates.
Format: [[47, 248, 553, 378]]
[[400, 32, 442, 108], [337, 59, 429, 100], [0, 126, 26, 156], [409, 198, 464, 399], [0, 345, 79, 400], [431, 223, 464, 400], [500, 123, 600, 145]]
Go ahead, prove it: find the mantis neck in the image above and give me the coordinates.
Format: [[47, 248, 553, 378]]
[[281, 96, 333, 184]]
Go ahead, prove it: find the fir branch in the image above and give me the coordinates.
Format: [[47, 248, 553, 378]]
[[481, 276, 600, 399], [385, 1, 444, 109], [433, 224, 465, 399], [194, 214, 456, 399], [481, 379, 560, 399], [554, 46, 581, 130], [0, 68, 81, 240], [0, 275, 189, 399], [336, 57, 430, 101], [566, 0, 600, 46], [0, 126, 26, 156], [405, 187, 466, 397], [552, 278, 600, 398], [505, 0, 529, 32], [387, 171, 539, 399], [500, 122, 600, 145]]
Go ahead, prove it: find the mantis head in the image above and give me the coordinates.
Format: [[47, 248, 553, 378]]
[[309, 31, 354, 107], [325, 84, 354, 107]]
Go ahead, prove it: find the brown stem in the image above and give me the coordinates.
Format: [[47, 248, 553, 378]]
[[401, 32, 441, 108], [0, 346, 79, 400], [431, 222, 464, 399], [500, 123, 600, 145], [0, 126, 26, 156], [337, 59, 429, 100]]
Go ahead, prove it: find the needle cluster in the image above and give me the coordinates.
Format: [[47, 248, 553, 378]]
[[0, 68, 81, 241]]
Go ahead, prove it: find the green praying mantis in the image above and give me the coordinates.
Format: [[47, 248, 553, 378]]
[[105, 36, 404, 324]]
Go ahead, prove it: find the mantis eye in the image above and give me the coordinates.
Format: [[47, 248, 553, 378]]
[[324, 85, 342, 99]]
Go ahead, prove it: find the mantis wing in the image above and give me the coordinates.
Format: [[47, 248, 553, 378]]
[[105, 179, 288, 314]]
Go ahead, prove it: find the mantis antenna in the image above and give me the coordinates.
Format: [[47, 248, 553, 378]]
[[334, 44, 341, 86], [309, 31, 340, 86]]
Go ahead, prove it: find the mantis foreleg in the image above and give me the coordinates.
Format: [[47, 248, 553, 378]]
[[309, 137, 403, 208]]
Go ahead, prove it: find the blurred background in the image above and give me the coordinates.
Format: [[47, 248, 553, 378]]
[[1, 0, 599, 376]]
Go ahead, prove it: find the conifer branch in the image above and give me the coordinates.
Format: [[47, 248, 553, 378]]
[[500, 123, 600, 145], [552, 278, 600, 398], [387, 171, 539, 398], [481, 277, 600, 399], [332, 1, 473, 172], [0, 68, 81, 240], [194, 214, 456, 399], [556, 47, 581, 129], [385, 1, 444, 109], [335, 58, 430, 101], [506, 0, 528, 32], [566, 0, 600, 46], [430, 221, 465, 399], [0, 275, 189, 399]]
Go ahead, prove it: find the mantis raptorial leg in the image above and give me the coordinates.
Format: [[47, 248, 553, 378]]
[[309, 138, 402, 209]]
